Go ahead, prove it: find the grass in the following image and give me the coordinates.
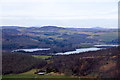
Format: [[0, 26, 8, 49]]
[[2, 69, 79, 79], [95, 32, 118, 42], [2, 74, 93, 80], [20, 69, 37, 75], [2, 74, 75, 78], [32, 55, 51, 59]]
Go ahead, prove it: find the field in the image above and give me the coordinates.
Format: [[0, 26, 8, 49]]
[[2, 55, 79, 79], [32, 55, 51, 59], [2, 55, 77, 79], [95, 32, 118, 42], [2, 74, 76, 78], [2, 69, 79, 79]]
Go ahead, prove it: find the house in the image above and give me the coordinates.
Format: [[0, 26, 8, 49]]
[[35, 70, 47, 75], [37, 72, 46, 75]]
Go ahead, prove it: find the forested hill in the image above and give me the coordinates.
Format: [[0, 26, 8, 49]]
[[2, 53, 47, 75], [46, 46, 120, 78], [2, 46, 120, 78], [1, 26, 119, 54]]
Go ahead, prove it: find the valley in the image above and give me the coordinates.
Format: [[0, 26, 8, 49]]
[[1, 26, 119, 55], [1, 26, 119, 79]]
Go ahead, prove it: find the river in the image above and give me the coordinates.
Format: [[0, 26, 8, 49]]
[[12, 48, 50, 52], [12, 44, 119, 55]]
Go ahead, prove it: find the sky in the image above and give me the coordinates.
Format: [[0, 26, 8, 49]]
[[0, 0, 119, 28]]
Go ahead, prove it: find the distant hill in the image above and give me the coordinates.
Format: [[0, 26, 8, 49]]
[[41, 26, 65, 29], [1, 26, 118, 32], [39, 26, 66, 31], [1, 26, 21, 29], [1, 26, 119, 54], [91, 27, 105, 29], [68, 27, 118, 32]]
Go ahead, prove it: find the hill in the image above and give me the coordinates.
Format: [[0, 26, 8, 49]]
[[1, 26, 119, 54], [2, 53, 47, 75], [46, 46, 120, 78], [2, 46, 120, 78]]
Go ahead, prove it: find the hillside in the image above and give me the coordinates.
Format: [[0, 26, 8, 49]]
[[46, 46, 120, 78], [1, 26, 119, 54], [2, 46, 120, 79], [2, 53, 47, 75]]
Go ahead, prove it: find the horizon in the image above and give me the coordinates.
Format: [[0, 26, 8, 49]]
[[1, 25, 118, 29]]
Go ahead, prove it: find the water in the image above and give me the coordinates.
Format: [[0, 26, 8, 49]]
[[12, 48, 50, 52], [56, 47, 102, 55], [12, 44, 119, 54], [56, 44, 119, 55], [94, 45, 119, 47]]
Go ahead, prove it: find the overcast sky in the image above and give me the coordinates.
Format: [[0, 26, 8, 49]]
[[0, 0, 119, 28]]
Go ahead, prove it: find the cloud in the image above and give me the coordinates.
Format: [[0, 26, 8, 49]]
[[0, 0, 118, 28], [1, 0, 119, 3]]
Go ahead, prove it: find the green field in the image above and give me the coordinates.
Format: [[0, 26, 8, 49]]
[[2, 74, 75, 78], [2, 68, 79, 79], [95, 32, 118, 42], [32, 55, 51, 59], [2, 74, 90, 80]]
